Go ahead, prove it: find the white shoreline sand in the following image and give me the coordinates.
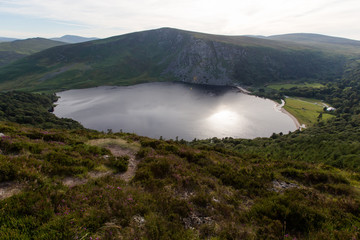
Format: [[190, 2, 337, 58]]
[[237, 88, 303, 131], [280, 108, 301, 129], [274, 99, 303, 130]]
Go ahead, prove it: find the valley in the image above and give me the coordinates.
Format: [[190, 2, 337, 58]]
[[0, 28, 360, 239]]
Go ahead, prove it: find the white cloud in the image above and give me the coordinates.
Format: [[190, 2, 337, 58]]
[[0, 0, 359, 39]]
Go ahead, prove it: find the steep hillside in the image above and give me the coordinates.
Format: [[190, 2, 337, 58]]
[[0, 28, 348, 92], [0, 38, 67, 67]]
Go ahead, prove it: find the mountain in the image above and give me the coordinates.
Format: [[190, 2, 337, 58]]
[[0, 38, 67, 67], [51, 35, 99, 43], [266, 33, 360, 55], [0, 37, 18, 42], [0, 28, 355, 92]]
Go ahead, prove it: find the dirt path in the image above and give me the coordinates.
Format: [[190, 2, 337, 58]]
[[1, 138, 140, 200], [62, 171, 113, 188], [0, 181, 23, 200], [62, 145, 139, 188], [107, 144, 139, 182]]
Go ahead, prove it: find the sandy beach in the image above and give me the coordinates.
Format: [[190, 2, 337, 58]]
[[280, 107, 301, 129], [274, 99, 303, 129]]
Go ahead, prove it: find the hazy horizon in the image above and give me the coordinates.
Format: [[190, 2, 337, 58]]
[[4, 27, 360, 41], [1, 0, 359, 40], [2, 28, 360, 42]]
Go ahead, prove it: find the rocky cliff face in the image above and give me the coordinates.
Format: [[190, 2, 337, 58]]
[[164, 36, 244, 85], [155, 28, 345, 86]]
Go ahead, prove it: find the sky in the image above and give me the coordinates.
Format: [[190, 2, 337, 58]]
[[0, 0, 359, 40]]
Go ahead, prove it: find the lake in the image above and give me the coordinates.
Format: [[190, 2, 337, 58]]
[[54, 82, 297, 140]]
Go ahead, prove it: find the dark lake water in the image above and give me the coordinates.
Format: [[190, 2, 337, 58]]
[[54, 82, 296, 140]]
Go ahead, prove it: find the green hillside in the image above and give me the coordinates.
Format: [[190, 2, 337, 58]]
[[0, 38, 66, 67], [267, 33, 360, 55], [0, 28, 350, 92]]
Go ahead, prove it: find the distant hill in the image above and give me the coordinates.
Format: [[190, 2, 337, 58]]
[[51, 35, 99, 43], [0, 28, 355, 92], [0, 38, 67, 67], [266, 33, 360, 55], [0, 37, 18, 42]]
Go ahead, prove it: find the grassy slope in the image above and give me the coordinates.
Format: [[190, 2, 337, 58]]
[[0, 38, 66, 54], [0, 30, 184, 91], [0, 38, 66, 67], [268, 33, 360, 55], [284, 97, 334, 126], [267, 82, 325, 90], [0, 28, 349, 92], [0, 122, 360, 239]]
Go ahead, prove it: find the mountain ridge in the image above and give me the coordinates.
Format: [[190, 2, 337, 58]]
[[51, 35, 99, 43], [0, 28, 357, 92], [268, 33, 360, 45], [265, 33, 360, 55], [0, 38, 67, 67], [0, 37, 18, 42]]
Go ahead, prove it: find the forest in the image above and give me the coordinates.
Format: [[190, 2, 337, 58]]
[[0, 91, 82, 129]]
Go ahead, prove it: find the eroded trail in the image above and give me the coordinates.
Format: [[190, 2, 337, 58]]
[[88, 138, 141, 182], [63, 138, 140, 187], [62, 171, 113, 188], [0, 181, 23, 200], [106, 144, 139, 182], [1, 138, 140, 200]]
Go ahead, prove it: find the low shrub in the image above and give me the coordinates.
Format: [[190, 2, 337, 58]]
[[109, 155, 129, 173]]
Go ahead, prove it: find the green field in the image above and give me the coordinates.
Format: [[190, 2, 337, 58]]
[[267, 82, 325, 90], [284, 97, 334, 126]]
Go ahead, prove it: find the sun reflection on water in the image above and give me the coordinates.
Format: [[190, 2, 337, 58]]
[[205, 107, 248, 138], [207, 105, 244, 127], [208, 110, 238, 124]]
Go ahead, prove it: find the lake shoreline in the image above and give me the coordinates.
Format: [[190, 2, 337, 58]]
[[273, 99, 301, 129], [281, 107, 301, 129], [235, 88, 302, 131], [54, 82, 297, 140]]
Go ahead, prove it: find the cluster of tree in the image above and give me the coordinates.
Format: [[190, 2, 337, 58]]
[[0, 91, 82, 129]]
